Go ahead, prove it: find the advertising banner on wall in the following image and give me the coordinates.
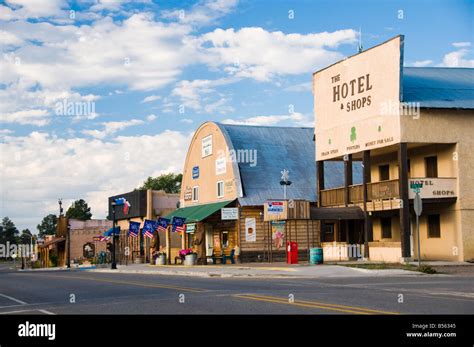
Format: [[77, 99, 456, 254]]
[[271, 221, 285, 250], [314, 35, 404, 161], [245, 217, 256, 242]]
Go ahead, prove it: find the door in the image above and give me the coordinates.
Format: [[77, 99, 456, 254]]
[[205, 224, 213, 257]]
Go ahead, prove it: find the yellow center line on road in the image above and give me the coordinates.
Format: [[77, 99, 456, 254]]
[[17, 273, 208, 293], [234, 294, 400, 315]]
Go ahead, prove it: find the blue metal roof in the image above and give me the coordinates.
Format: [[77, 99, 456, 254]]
[[216, 123, 362, 206], [403, 67, 474, 109]]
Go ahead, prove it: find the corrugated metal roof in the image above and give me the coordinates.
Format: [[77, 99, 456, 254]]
[[216, 123, 362, 206], [403, 67, 474, 109]]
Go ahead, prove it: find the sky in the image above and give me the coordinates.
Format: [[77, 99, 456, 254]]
[[0, 0, 473, 233]]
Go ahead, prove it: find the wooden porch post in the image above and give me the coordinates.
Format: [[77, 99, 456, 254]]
[[398, 143, 411, 259], [166, 225, 171, 264], [363, 150, 372, 258]]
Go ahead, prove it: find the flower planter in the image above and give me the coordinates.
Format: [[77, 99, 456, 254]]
[[156, 254, 166, 265], [184, 253, 197, 266]]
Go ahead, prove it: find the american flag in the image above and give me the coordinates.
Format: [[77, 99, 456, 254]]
[[142, 219, 156, 238], [128, 221, 140, 238], [156, 217, 170, 233], [172, 216, 186, 233]]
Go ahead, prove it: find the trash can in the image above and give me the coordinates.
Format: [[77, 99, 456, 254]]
[[310, 247, 323, 265], [287, 242, 298, 264]]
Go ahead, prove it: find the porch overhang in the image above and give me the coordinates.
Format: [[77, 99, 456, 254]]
[[164, 200, 235, 223], [310, 206, 365, 220]]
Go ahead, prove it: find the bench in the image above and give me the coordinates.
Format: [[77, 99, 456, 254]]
[[209, 249, 235, 264]]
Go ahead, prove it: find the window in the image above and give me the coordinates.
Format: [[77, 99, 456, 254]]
[[221, 231, 229, 248], [425, 156, 438, 178], [323, 223, 334, 242], [379, 164, 390, 181], [201, 135, 212, 158], [217, 181, 224, 198], [192, 186, 199, 202], [381, 217, 392, 239], [428, 214, 441, 238]]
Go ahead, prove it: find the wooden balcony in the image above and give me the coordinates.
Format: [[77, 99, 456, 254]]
[[320, 178, 456, 210]]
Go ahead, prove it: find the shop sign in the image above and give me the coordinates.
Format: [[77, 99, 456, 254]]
[[192, 166, 199, 179], [267, 201, 284, 214], [216, 157, 226, 175], [408, 178, 457, 199], [184, 186, 193, 201], [186, 223, 196, 233], [221, 207, 238, 220], [202, 135, 213, 157], [245, 218, 256, 242]]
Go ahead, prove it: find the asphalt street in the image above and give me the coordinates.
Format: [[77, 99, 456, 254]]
[[0, 268, 473, 315]]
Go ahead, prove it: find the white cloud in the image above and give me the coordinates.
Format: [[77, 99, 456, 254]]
[[411, 60, 434, 67], [162, 0, 238, 26], [222, 112, 311, 127], [180, 118, 193, 124], [0, 130, 190, 232], [442, 48, 474, 67], [146, 114, 157, 121], [1, 0, 67, 20], [141, 95, 162, 103], [171, 78, 236, 112], [284, 82, 312, 92], [452, 42, 471, 48], [82, 119, 144, 139], [196, 28, 357, 81]]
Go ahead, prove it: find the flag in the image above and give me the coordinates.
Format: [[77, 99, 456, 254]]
[[142, 219, 156, 238], [114, 197, 131, 215], [156, 217, 170, 232], [128, 221, 140, 238], [172, 216, 186, 233]]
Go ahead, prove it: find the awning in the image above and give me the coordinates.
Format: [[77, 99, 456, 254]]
[[310, 206, 365, 220], [164, 200, 234, 223], [104, 226, 121, 236]]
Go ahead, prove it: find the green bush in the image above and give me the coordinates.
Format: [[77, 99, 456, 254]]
[[417, 264, 437, 274]]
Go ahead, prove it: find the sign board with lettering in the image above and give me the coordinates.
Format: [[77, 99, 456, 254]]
[[192, 166, 199, 179], [215, 157, 226, 175], [408, 178, 457, 199], [264, 200, 288, 221], [314, 35, 404, 160], [221, 207, 238, 220], [201, 135, 212, 158]]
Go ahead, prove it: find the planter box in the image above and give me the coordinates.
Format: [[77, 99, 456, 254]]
[[184, 254, 197, 266], [156, 255, 166, 265]]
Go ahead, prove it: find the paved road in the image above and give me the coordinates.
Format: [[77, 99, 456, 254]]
[[0, 269, 472, 314]]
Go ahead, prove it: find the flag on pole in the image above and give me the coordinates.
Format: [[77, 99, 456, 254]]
[[128, 221, 140, 238], [142, 219, 156, 238], [172, 217, 186, 233], [114, 197, 131, 215], [156, 218, 170, 233]]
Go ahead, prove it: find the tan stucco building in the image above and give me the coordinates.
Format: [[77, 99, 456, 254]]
[[313, 35, 474, 262]]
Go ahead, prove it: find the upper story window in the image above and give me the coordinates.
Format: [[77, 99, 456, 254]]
[[192, 186, 199, 202], [217, 181, 224, 198], [425, 156, 438, 178], [379, 164, 390, 181]]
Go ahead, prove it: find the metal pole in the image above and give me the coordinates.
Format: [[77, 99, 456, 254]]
[[416, 212, 421, 267], [67, 222, 71, 268], [112, 203, 117, 269]]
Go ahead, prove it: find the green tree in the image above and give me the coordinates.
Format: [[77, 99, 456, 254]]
[[0, 217, 19, 244], [66, 199, 92, 220], [138, 173, 182, 193], [37, 214, 58, 238], [19, 229, 34, 244]]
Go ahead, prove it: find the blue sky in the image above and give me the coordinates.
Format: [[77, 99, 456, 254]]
[[0, 0, 473, 232]]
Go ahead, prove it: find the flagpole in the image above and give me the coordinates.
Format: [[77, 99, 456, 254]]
[[111, 201, 117, 270]]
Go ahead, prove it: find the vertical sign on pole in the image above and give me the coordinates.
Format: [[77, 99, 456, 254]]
[[411, 182, 423, 267]]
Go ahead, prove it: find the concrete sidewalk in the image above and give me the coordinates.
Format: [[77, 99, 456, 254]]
[[87, 262, 431, 279]]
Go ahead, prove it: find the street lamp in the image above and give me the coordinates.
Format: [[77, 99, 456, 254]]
[[280, 169, 292, 199]]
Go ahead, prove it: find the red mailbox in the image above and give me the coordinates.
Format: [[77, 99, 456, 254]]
[[286, 241, 298, 264]]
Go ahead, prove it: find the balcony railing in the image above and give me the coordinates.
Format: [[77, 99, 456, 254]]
[[320, 178, 456, 208]]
